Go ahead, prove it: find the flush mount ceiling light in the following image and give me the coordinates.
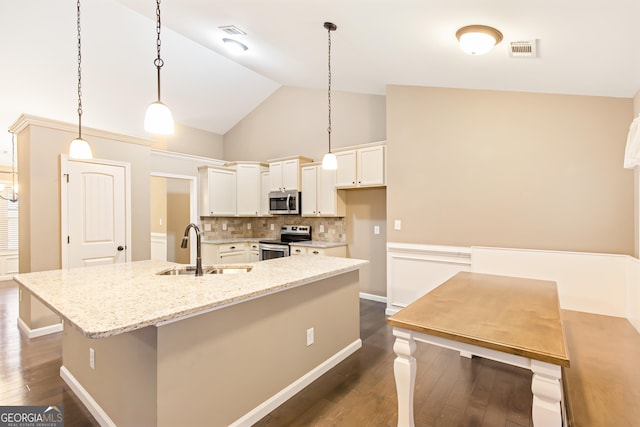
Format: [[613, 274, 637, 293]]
[[322, 21, 338, 171], [456, 25, 503, 55], [144, 0, 174, 135], [222, 38, 248, 55], [69, 0, 93, 159]]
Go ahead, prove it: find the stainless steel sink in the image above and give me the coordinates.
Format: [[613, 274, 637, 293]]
[[156, 265, 253, 276]]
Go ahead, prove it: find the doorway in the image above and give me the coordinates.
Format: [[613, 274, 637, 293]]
[[150, 174, 197, 264]]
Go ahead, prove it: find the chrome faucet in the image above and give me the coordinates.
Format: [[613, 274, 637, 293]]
[[181, 223, 203, 276]]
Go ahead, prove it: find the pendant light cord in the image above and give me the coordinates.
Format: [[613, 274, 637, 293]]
[[325, 22, 336, 153], [154, 0, 164, 102], [76, 0, 83, 139]]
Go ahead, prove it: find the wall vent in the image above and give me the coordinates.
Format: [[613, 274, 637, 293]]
[[219, 25, 247, 36], [509, 39, 538, 58]]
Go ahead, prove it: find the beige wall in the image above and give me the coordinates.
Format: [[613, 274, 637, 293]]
[[387, 85, 634, 255], [149, 123, 224, 159], [150, 176, 167, 234], [166, 178, 190, 264], [345, 188, 387, 297], [223, 86, 387, 161]]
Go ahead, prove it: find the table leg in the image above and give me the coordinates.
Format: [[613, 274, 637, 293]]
[[530, 360, 563, 426], [392, 328, 417, 427]]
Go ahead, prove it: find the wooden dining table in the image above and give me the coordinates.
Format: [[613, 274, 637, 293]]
[[387, 271, 570, 427]]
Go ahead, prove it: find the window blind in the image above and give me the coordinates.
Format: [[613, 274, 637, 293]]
[[0, 183, 18, 250]]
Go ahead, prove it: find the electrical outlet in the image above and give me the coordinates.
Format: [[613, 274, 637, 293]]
[[319, 224, 325, 233], [306, 328, 314, 346], [89, 348, 95, 369], [222, 223, 227, 231], [270, 223, 275, 231], [247, 223, 252, 230], [204, 223, 211, 232]]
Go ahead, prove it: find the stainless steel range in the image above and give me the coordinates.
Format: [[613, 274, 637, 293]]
[[259, 225, 312, 261]]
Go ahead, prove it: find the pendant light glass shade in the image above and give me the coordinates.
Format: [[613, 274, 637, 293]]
[[144, 101, 175, 134], [322, 152, 337, 170], [69, 137, 93, 160]]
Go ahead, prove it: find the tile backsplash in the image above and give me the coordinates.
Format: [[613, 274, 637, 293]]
[[201, 216, 346, 242]]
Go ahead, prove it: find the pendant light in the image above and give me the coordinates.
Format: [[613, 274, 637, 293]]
[[322, 22, 338, 170], [144, 0, 174, 134], [69, 0, 93, 160]]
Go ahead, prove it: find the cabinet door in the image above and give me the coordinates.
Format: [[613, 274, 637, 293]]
[[269, 162, 283, 191], [236, 164, 260, 216], [281, 159, 300, 191], [357, 145, 385, 186], [260, 172, 271, 216], [218, 251, 246, 263], [317, 167, 336, 215], [290, 246, 307, 255], [207, 168, 236, 216], [301, 166, 318, 215], [335, 150, 357, 187]]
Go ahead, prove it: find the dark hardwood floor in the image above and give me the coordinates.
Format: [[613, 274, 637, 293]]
[[1, 279, 533, 426]]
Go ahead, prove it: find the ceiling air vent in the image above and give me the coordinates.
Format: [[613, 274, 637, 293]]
[[509, 39, 538, 58], [219, 25, 247, 36]]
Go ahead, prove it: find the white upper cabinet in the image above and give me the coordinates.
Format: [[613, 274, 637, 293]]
[[260, 171, 271, 216], [301, 164, 345, 217], [335, 142, 386, 189], [235, 163, 265, 216], [198, 166, 236, 216], [268, 156, 312, 192]]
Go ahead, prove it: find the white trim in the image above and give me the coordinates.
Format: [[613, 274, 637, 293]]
[[10, 114, 152, 147], [17, 317, 63, 338], [359, 292, 387, 303], [386, 242, 472, 258], [60, 155, 132, 269], [60, 366, 117, 427], [150, 172, 199, 264], [229, 339, 362, 427], [150, 148, 226, 166]]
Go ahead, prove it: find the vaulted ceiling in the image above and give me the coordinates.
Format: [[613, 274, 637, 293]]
[[1, 0, 639, 163]]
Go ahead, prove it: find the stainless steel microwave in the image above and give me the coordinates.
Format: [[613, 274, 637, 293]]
[[268, 190, 300, 214]]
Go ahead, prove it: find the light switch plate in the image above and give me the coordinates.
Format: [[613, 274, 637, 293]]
[[374, 225, 380, 235], [394, 220, 401, 230]]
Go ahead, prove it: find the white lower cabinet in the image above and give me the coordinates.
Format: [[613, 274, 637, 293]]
[[289, 245, 347, 257], [202, 242, 251, 264], [249, 243, 260, 262]]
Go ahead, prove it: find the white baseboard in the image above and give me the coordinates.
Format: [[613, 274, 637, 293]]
[[230, 339, 363, 426], [17, 317, 63, 338], [60, 366, 116, 427], [385, 307, 400, 317], [359, 292, 387, 303]]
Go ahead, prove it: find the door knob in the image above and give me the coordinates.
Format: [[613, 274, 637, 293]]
[[117, 246, 125, 251]]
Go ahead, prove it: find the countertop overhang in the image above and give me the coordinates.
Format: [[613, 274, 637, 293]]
[[15, 256, 367, 339]]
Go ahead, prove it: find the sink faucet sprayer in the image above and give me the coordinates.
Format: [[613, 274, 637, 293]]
[[181, 223, 203, 276]]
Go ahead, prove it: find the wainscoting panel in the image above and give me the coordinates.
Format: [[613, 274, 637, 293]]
[[150, 233, 167, 262], [386, 243, 471, 315], [627, 257, 640, 333], [471, 247, 629, 318]]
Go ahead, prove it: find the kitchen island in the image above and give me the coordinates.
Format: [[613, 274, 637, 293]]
[[15, 255, 367, 427]]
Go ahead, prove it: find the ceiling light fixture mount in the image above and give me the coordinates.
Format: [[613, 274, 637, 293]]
[[144, 0, 174, 135], [322, 21, 338, 171], [456, 25, 503, 55], [69, 0, 93, 160]]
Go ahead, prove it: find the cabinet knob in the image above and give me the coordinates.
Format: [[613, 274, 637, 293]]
[[312, 251, 319, 255], [352, 181, 355, 184], [230, 246, 236, 250]]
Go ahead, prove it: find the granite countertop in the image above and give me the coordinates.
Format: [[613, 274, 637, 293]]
[[15, 256, 367, 339], [289, 241, 347, 249]]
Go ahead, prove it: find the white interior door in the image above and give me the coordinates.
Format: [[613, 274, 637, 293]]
[[62, 157, 130, 268]]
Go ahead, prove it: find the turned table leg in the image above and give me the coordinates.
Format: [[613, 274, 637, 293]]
[[531, 360, 563, 426], [392, 328, 417, 427]]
